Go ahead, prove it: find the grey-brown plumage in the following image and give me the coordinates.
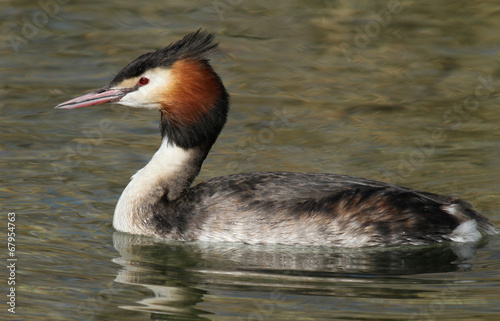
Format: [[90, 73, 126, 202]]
[[149, 172, 496, 246], [55, 30, 497, 247]]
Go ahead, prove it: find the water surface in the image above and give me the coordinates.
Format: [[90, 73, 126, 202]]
[[1, 0, 500, 320]]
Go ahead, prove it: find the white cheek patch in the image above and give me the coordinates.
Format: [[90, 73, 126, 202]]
[[114, 68, 174, 109]]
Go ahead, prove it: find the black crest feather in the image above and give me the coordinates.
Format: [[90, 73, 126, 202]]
[[110, 29, 219, 86]]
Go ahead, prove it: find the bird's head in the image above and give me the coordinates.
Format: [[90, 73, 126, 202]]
[[56, 30, 229, 149]]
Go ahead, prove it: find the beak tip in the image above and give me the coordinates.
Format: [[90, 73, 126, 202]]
[[54, 103, 70, 109], [53, 87, 129, 110]]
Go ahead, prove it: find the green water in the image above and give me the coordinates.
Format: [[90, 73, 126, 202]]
[[1, 0, 500, 320]]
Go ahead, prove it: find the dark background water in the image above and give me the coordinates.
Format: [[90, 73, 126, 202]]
[[1, 0, 500, 320]]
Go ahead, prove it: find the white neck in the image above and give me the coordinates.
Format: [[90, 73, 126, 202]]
[[113, 138, 195, 236]]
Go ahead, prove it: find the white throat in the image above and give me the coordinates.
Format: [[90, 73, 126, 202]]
[[113, 137, 193, 235]]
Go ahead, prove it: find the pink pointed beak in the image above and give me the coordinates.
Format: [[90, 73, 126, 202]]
[[55, 86, 135, 109]]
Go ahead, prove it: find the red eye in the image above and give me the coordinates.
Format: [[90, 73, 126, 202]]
[[138, 77, 149, 85]]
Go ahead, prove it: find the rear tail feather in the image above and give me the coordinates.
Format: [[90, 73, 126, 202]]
[[444, 202, 497, 243]]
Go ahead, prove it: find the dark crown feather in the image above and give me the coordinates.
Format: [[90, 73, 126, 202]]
[[110, 30, 219, 86]]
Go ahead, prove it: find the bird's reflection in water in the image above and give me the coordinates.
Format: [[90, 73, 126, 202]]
[[111, 232, 487, 320]]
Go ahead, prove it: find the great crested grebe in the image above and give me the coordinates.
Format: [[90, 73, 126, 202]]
[[56, 30, 497, 247]]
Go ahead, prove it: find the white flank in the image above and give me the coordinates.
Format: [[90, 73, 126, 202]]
[[450, 220, 481, 243]]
